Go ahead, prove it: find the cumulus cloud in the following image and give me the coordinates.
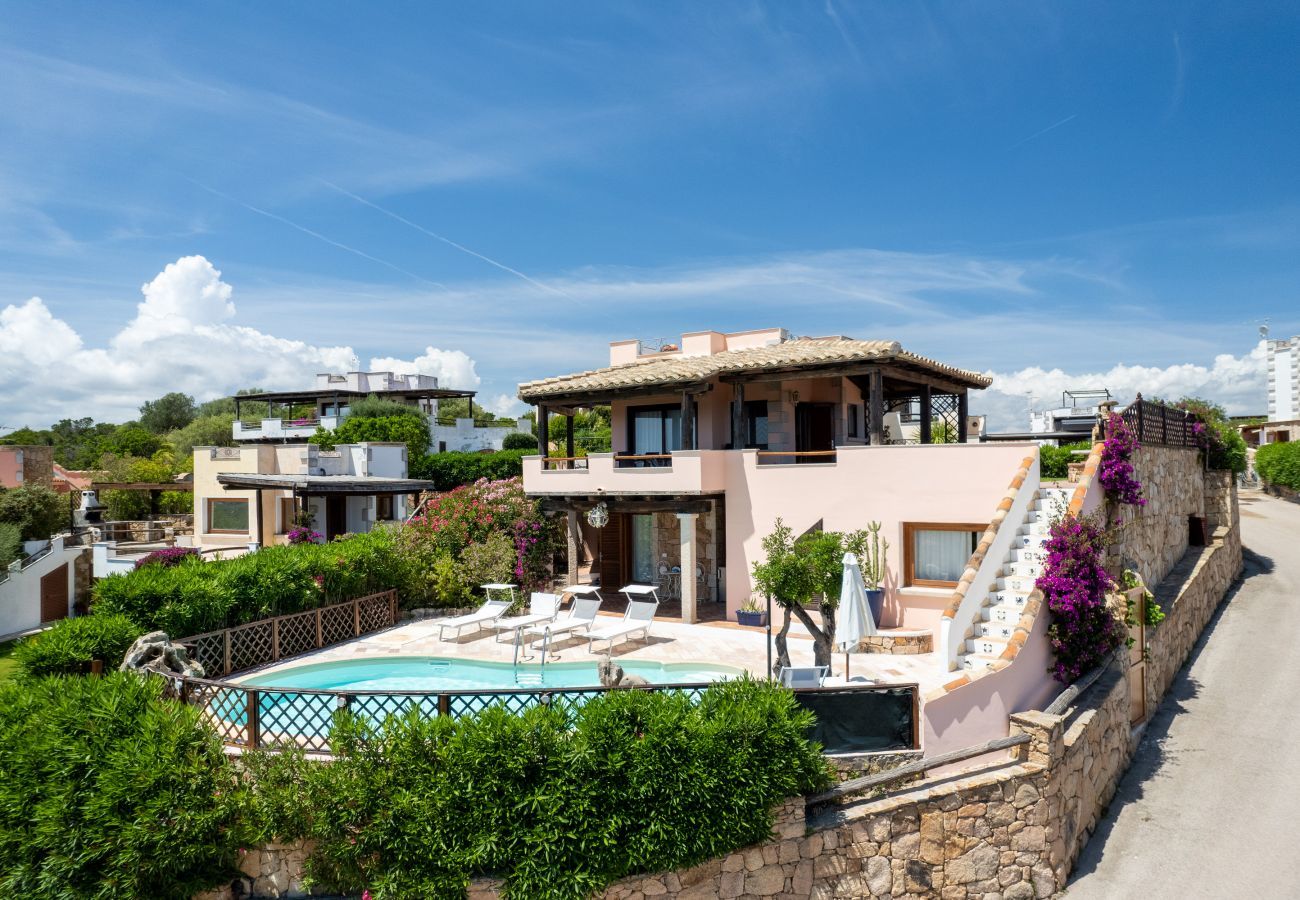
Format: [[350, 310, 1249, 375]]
[[0, 256, 483, 427], [484, 393, 527, 418], [977, 342, 1268, 430], [368, 347, 481, 389]]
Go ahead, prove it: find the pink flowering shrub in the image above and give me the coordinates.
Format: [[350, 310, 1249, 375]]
[[1097, 412, 1146, 506], [1036, 515, 1125, 684], [287, 526, 324, 545], [401, 477, 559, 599], [134, 546, 199, 569]]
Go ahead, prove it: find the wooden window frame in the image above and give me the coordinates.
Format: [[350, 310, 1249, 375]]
[[376, 494, 395, 521], [903, 522, 987, 588], [277, 497, 296, 534], [207, 498, 250, 535]]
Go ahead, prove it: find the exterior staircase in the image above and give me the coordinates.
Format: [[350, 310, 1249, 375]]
[[958, 486, 1072, 672]]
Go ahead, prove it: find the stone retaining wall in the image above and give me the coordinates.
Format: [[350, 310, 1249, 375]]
[[1109, 446, 1204, 588]]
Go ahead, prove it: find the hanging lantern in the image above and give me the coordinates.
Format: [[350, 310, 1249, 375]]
[[586, 501, 609, 529]]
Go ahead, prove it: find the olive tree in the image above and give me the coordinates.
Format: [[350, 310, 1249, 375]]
[[751, 519, 854, 671]]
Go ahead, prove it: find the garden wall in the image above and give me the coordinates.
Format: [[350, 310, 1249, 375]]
[[1108, 445, 1204, 588]]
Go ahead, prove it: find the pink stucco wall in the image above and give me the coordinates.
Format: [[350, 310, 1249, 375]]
[[721, 443, 1036, 622], [921, 461, 1108, 758]]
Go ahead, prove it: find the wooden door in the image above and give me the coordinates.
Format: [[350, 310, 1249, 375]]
[[39, 564, 69, 623], [596, 513, 626, 590], [1127, 586, 1147, 725]]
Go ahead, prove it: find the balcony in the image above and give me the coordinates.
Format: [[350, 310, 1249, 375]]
[[522, 450, 728, 496], [233, 416, 339, 442]]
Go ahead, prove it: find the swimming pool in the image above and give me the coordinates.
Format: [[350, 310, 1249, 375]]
[[240, 656, 743, 692]]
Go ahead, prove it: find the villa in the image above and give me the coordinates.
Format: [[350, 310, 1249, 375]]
[[229, 369, 530, 453], [517, 328, 1009, 637]]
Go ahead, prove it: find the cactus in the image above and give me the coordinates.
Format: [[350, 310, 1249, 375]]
[[847, 521, 890, 590]]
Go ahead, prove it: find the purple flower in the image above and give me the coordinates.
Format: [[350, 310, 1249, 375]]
[[134, 546, 199, 569], [1098, 413, 1146, 506]]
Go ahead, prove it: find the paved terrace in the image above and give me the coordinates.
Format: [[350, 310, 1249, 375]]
[[237, 609, 949, 694]]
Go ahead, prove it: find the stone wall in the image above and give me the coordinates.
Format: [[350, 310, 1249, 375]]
[[1204, 470, 1237, 531], [652, 509, 718, 602], [1143, 522, 1242, 717], [193, 840, 314, 900], [859, 631, 932, 655], [1109, 446, 1205, 588]]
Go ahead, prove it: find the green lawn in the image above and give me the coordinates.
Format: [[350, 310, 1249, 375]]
[[0, 640, 18, 683]]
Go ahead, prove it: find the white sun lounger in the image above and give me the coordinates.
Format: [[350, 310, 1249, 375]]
[[524, 596, 603, 647], [438, 598, 513, 641], [777, 666, 830, 689], [493, 592, 562, 642], [587, 599, 659, 652]]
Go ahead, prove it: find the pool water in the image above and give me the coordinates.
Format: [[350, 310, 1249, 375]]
[[240, 656, 744, 692]]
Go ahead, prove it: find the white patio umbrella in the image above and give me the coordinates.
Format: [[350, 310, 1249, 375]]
[[836, 551, 878, 680]]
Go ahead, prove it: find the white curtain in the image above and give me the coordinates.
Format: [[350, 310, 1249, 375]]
[[630, 515, 655, 582], [914, 530, 973, 582]]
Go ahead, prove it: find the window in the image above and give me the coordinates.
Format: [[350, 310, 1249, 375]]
[[903, 523, 985, 587], [629, 405, 683, 454], [847, 403, 860, 438], [729, 400, 769, 449], [207, 498, 249, 534], [376, 494, 395, 521], [277, 497, 295, 533]]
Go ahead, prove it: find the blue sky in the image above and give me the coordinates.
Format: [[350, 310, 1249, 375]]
[[0, 1, 1297, 428]]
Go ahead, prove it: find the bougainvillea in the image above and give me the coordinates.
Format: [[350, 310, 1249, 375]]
[[1097, 412, 1146, 506], [133, 546, 199, 569], [1036, 515, 1125, 684], [404, 477, 560, 598], [286, 526, 324, 545]]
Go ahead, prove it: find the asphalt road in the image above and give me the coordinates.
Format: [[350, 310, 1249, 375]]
[[1066, 490, 1300, 899]]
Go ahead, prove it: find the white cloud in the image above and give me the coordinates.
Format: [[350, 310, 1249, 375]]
[[0, 256, 487, 427], [368, 347, 481, 390], [976, 342, 1268, 430], [484, 393, 527, 418]]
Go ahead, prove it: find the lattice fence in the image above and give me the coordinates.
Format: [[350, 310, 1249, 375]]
[[184, 680, 725, 753], [178, 590, 398, 678], [1121, 394, 1200, 448]]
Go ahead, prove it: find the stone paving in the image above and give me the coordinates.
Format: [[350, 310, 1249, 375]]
[[238, 607, 950, 694]]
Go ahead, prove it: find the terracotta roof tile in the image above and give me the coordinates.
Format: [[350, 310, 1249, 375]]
[[517, 338, 992, 402]]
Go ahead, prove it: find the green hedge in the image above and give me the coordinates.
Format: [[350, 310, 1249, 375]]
[[246, 679, 831, 899], [12, 614, 144, 677], [1257, 442, 1300, 491], [409, 449, 529, 490], [0, 674, 245, 898], [1040, 441, 1092, 480], [92, 528, 416, 637]]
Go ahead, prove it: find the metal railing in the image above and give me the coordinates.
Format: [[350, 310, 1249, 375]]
[[179, 671, 919, 756], [177, 590, 398, 679]]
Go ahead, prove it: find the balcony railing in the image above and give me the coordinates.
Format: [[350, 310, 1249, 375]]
[[755, 450, 838, 466], [614, 453, 673, 469]]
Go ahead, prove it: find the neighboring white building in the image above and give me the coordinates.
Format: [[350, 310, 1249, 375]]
[[1267, 336, 1300, 423], [191, 442, 434, 549], [1029, 389, 1112, 441], [229, 370, 530, 453]]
